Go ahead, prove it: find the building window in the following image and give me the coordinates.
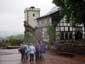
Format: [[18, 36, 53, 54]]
[[69, 31, 72, 40], [33, 13, 35, 17], [60, 31, 64, 40], [65, 31, 68, 40], [75, 31, 83, 40]]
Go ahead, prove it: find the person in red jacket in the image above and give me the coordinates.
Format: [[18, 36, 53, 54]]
[[35, 41, 40, 62]]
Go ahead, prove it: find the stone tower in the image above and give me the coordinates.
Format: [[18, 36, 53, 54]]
[[24, 6, 40, 43], [24, 6, 40, 28]]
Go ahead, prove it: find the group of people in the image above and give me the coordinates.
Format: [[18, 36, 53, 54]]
[[18, 40, 46, 63]]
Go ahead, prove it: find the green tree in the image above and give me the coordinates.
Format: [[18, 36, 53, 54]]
[[24, 32, 34, 44], [1, 41, 11, 48], [4, 35, 24, 47], [53, 0, 85, 26], [47, 25, 56, 44]]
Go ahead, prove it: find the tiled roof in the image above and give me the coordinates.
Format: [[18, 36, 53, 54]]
[[37, 7, 59, 19], [46, 7, 59, 16]]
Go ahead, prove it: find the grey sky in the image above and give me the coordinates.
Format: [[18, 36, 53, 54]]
[[0, 0, 55, 33]]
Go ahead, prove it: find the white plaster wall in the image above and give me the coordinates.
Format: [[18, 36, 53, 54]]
[[37, 17, 52, 42], [37, 17, 52, 28], [24, 8, 40, 28], [28, 11, 40, 28]]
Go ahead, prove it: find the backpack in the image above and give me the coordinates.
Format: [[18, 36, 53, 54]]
[[19, 47, 26, 54]]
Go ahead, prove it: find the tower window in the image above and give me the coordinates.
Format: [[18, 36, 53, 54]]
[[33, 13, 35, 17]]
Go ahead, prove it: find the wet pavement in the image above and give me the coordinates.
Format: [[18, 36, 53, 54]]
[[0, 49, 21, 64], [0, 49, 85, 64], [45, 52, 85, 64]]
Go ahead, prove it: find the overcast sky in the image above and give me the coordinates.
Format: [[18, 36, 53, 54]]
[[0, 0, 55, 33]]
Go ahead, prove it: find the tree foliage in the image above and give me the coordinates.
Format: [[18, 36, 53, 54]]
[[53, 0, 85, 25], [0, 34, 24, 48], [47, 25, 56, 43], [24, 32, 34, 44], [5, 34, 24, 41]]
